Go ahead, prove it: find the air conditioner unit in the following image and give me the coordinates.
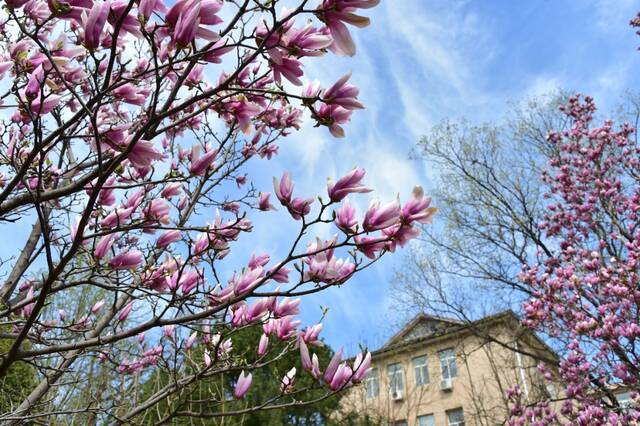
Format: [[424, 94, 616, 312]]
[[440, 378, 453, 391], [391, 390, 404, 401]]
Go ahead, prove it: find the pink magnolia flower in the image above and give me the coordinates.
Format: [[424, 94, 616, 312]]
[[301, 323, 323, 343], [163, 324, 175, 338], [226, 98, 262, 135], [178, 269, 202, 294], [281, 367, 296, 391], [190, 146, 217, 176], [285, 22, 333, 57], [299, 336, 321, 378], [317, 0, 380, 56], [327, 167, 371, 202], [29, 93, 61, 117], [288, 196, 314, 220], [354, 235, 386, 259], [271, 56, 304, 86], [109, 250, 144, 269], [117, 301, 135, 321], [322, 73, 364, 110], [310, 354, 321, 379], [234, 371, 252, 399], [382, 223, 421, 251], [273, 172, 294, 205], [233, 266, 264, 295], [144, 199, 171, 223], [161, 183, 182, 199], [323, 347, 343, 383], [314, 104, 352, 138], [94, 233, 116, 259], [91, 299, 105, 314], [302, 80, 322, 99], [203, 349, 211, 367], [22, 288, 35, 318], [268, 265, 290, 283], [138, 0, 167, 20], [186, 331, 197, 349], [25, 64, 44, 99], [351, 351, 371, 382], [258, 192, 277, 211], [172, 0, 200, 46], [82, 0, 110, 49], [274, 297, 301, 317], [114, 83, 149, 106], [362, 199, 401, 231], [336, 197, 357, 232], [101, 207, 134, 228], [156, 230, 181, 248], [108, 0, 142, 37], [274, 316, 301, 340], [402, 185, 438, 224], [193, 233, 209, 254], [248, 253, 270, 269], [329, 363, 352, 390], [258, 333, 269, 356]]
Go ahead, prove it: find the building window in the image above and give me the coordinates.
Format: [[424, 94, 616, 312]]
[[412, 355, 429, 386], [387, 362, 404, 394], [365, 368, 379, 398], [439, 348, 458, 379], [447, 408, 465, 426], [417, 414, 435, 426], [393, 421, 408, 426]]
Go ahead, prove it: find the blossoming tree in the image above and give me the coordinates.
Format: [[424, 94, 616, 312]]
[[507, 93, 640, 425], [0, 0, 437, 422]]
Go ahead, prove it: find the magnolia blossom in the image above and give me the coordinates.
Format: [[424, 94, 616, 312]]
[[258, 333, 269, 356], [327, 167, 371, 202], [234, 371, 252, 399], [335, 197, 357, 232], [117, 301, 135, 322], [281, 367, 297, 391], [362, 199, 401, 231], [109, 250, 144, 269], [0, 0, 441, 420], [156, 230, 181, 248], [258, 192, 277, 211], [317, 0, 380, 56]]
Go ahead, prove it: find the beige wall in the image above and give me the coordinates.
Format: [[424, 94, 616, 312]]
[[338, 324, 553, 426]]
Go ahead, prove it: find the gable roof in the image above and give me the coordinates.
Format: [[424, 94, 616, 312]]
[[383, 313, 462, 348], [371, 310, 558, 363]]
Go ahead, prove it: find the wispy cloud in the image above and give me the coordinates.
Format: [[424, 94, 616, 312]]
[[234, 0, 640, 352]]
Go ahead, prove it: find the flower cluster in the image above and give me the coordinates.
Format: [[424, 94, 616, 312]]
[[516, 94, 640, 424], [0, 0, 436, 421]]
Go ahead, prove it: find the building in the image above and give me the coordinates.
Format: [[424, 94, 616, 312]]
[[336, 311, 558, 426]]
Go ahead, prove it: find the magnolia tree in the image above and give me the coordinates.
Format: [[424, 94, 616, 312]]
[[0, 0, 438, 422], [506, 94, 640, 425]]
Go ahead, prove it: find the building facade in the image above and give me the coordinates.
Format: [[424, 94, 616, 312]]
[[337, 311, 557, 426]]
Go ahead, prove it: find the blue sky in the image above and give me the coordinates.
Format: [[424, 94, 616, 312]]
[[233, 0, 640, 355], [2, 0, 640, 357]]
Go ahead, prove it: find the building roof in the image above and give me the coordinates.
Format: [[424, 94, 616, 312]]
[[370, 310, 557, 362]]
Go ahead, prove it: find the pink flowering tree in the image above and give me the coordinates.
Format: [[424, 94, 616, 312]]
[[506, 93, 640, 425], [0, 0, 438, 422]]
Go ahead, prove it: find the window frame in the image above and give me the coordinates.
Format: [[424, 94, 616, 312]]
[[412, 354, 430, 387], [387, 362, 405, 394], [365, 367, 380, 399], [417, 414, 435, 426], [439, 348, 458, 380], [446, 408, 465, 426]]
